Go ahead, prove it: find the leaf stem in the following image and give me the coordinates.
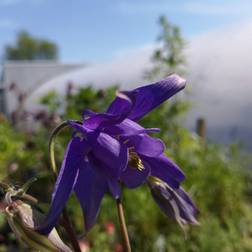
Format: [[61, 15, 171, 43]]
[[116, 198, 131, 252], [49, 120, 82, 252]]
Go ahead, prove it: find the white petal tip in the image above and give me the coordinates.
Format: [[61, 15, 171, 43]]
[[168, 74, 186, 89], [116, 91, 132, 103]]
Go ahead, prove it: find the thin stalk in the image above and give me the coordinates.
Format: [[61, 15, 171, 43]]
[[116, 198, 131, 252], [12, 193, 38, 204], [49, 121, 82, 252], [49, 121, 69, 179]]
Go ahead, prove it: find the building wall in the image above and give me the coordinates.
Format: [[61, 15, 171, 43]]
[[0, 68, 6, 114], [0, 87, 6, 114]]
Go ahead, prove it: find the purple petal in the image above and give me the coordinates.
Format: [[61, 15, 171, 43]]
[[68, 120, 91, 135], [82, 109, 96, 120], [125, 134, 165, 157], [83, 93, 132, 130], [104, 118, 160, 136], [74, 161, 108, 232], [87, 131, 128, 178], [106, 91, 134, 115], [148, 180, 199, 225], [87, 153, 121, 199], [108, 74, 186, 121], [107, 178, 121, 199], [121, 164, 150, 189], [38, 137, 89, 234], [143, 154, 185, 189], [83, 112, 128, 130], [149, 182, 176, 221], [174, 187, 199, 224]]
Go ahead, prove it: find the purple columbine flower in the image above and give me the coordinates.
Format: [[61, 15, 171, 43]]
[[38, 74, 197, 234]]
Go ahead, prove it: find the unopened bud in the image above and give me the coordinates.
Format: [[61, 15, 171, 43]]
[[1, 184, 72, 252], [148, 176, 199, 230]]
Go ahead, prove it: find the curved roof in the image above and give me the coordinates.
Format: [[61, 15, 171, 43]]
[[27, 22, 252, 149], [28, 47, 153, 101]]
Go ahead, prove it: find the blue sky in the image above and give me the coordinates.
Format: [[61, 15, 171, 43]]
[[0, 0, 251, 62]]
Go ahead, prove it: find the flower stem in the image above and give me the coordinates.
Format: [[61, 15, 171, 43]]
[[49, 121, 69, 179], [49, 121, 82, 252], [116, 198, 131, 252]]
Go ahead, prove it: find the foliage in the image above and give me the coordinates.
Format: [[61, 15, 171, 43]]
[[145, 15, 187, 80], [5, 31, 58, 60], [63, 85, 117, 120], [40, 91, 62, 114]]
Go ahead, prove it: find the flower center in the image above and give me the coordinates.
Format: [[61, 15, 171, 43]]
[[128, 150, 144, 171]]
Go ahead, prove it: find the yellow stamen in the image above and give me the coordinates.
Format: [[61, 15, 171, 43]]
[[128, 150, 144, 171]]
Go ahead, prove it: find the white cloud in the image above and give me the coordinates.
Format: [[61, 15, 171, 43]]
[[186, 19, 252, 130]]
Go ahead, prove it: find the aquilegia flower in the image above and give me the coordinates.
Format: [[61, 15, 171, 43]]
[[38, 74, 198, 235]]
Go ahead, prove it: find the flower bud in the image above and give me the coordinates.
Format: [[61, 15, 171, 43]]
[[148, 176, 199, 229], [1, 187, 72, 252]]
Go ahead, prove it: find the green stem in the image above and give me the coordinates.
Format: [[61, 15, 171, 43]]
[[49, 121, 69, 178], [12, 193, 38, 205], [49, 121, 82, 252], [116, 198, 131, 252]]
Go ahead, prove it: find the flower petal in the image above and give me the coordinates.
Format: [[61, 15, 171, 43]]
[[87, 131, 128, 178], [108, 74, 186, 121], [148, 180, 199, 226], [149, 181, 176, 221], [83, 93, 133, 130], [126, 134, 165, 157], [106, 91, 134, 115], [74, 161, 108, 232], [143, 154, 185, 189], [174, 187, 199, 224], [38, 137, 89, 234], [68, 120, 90, 135], [121, 164, 150, 189], [107, 178, 121, 199], [87, 153, 122, 199], [104, 118, 160, 136], [82, 109, 96, 120], [83, 112, 128, 130]]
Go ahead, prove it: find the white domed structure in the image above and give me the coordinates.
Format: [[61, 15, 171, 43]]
[[27, 46, 154, 106], [4, 22, 252, 149]]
